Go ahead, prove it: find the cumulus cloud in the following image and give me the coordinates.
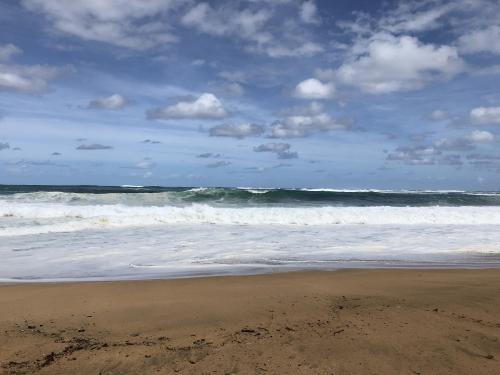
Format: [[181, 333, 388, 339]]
[[470, 106, 500, 124], [182, 3, 272, 43], [0, 44, 21, 61], [76, 143, 113, 150], [387, 145, 442, 165], [271, 113, 352, 138], [434, 130, 495, 152], [270, 101, 352, 138], [340, 0, 499, 39], [277, 150, 298, 159], [87, 94, 128, 110], [428, 109, 449, 121], [0, 43, 69, 94], [141, 139, 162, 144], [336, 34, 464, 94], [388, 128, 495, 166], [206, 160, 231, 168], [0, 142, 10, 151], [378, 1, 454, 34], [386, 138, 491, 166], [293, 78, 334, 99], [209, 123, 265, 138], [25, 0, 324, 57], [300, 1, 319, 24], [196, 152, 220, 158], [216, 70, 247, 96], [253, 142, 298, 159], [262, 42, 323, 58], [181, 2, 322, 58], [434, 137, 475, 152], [254, 142, 291, 153], [334, 0, 500, 81], [459, 25, 500, 55], [466, 130, 495, 143], [21, 0, 180, 49], [147, 93, 228, 120]]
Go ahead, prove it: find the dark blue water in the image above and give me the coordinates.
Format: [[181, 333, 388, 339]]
[[1, 184, 500, 207]]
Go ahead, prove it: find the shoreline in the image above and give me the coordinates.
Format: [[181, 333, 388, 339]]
[[0, 253, 500, 286], [1, 269, 499, 374], [2, 261, 500, 285]]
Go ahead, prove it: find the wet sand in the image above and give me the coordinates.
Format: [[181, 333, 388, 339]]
[[1, 269, 499, 374]]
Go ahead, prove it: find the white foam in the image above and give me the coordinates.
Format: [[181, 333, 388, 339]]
[[2, 202, 500, 236], [1, 192, 500, 281], [1, 223, 499, 281]]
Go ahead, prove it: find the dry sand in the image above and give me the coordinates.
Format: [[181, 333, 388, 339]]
[[1, 269, 499, 374]]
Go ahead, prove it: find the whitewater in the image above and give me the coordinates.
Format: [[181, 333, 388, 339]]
[[1, 185, 500, 281]]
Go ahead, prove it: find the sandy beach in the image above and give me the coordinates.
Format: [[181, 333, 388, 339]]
[[1, 269, 499, 374]]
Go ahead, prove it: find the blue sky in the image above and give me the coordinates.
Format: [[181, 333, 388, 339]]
[[1, 0, 500, 189]]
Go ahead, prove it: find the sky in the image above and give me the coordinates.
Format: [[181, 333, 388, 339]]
[[1, 0, 500, 189]]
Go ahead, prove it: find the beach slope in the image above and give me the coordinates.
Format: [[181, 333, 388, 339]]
[[1, 269, 499, 374]]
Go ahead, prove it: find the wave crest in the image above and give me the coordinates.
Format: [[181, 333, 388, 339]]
[[2, 203, 500, 236]]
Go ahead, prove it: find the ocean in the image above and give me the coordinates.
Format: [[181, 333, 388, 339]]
[[1, 185, 500, 281]]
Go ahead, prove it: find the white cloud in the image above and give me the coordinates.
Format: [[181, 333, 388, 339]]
[[209, 123, 265, 138], [271, 113, 351, 138], [293, 78, 334, 99], [0, 43, 69, 94], [380, 2, 454, 33], [300, 1, 319, 24], [182, 3, 272, 43], [433, 131, 494, 152], [135, 158, 156, 169], [336, 33, 464, 94], [148, 93, 228, 120], [470, 106, 500, 124], [217, 71, 246, 96], [387, 145, 441, 165], [181, 2, 322, 58], [428, 109, 449, 121], [340, 0, 498, 38], [254, 142, 298, 159], [459, 26, 500, 55], [0, 44, 21, 61], [21, 0, 181, 49], [191, 59, 206, 66], [434, 137, 474, 151], [87, 94, 128, 110], [466, 130, 495, 143], [218, 71, 247, 83], [254, 142, 291, 153], [0, 63, 68, 94], [263, 42, 323, 58], [271, 101, 351, 138]]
